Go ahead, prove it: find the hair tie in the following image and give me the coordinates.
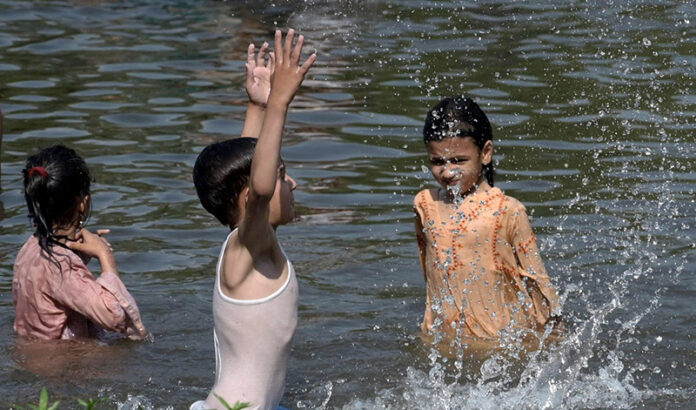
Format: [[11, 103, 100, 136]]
[[28, 166, 49, 179]]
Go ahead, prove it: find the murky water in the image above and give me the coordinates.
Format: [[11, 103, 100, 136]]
[[0, 0, 694, 408]]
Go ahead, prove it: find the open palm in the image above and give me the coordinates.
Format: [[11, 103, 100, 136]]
[[246, 43, 274, 107]]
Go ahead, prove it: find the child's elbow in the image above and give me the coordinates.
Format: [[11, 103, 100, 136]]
[[249, 180, 275, 201], [249, 187, 274, 203]]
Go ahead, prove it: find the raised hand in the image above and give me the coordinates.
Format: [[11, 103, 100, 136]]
[[247, 29, 315, 204], [268, 29, 317, 108], [246, 42, 274, 107]]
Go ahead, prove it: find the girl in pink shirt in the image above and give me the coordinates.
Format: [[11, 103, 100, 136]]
[[13, 145, 147, 341], [415, 96, 561, 344]]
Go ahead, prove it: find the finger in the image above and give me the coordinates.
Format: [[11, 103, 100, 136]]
[[257, 42, 268, 67], [269, 52, 275, 74], [284, 28, 295, 63], [74, 229, 86, 240], [96, 229, 111, 236], [247, 43, 256, 67], [274, 29, 283, 66], [300, 52, 317, 74], [291, 35, 304, 64], [66, 232, 86, 249], [65, 240, 82, 251], [245, 62, 254, 80], [99, 236, 113, 250]]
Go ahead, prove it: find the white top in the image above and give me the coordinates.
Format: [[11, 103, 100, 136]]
[[202, 230, 298, 410]]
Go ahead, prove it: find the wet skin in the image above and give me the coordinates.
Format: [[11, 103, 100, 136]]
[[426, 136, 493, 198]]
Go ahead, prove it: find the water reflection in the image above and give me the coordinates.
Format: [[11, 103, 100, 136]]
[[12, 337, 137, 380]]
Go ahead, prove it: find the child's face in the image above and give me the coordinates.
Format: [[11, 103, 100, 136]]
[[269, 161, 298, 227], [426, 136, 492, 196]]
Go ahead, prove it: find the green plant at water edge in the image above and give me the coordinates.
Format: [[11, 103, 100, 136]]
[[76, 397, 108, 409], [14, 388, 61, 410], [213, 394, 250, 410]]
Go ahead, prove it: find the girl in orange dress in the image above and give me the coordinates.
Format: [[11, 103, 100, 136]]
[[414, 96, 561, 343]]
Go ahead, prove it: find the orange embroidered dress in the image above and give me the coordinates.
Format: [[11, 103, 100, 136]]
[[414, 187, 560, 339]]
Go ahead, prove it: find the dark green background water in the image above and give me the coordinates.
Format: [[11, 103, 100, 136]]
[[0, 1, 694, 408]]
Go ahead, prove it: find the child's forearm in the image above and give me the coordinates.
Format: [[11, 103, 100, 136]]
[[98, 252, 119, 276], [250, 101, 288, 199], [240, 102, 265, 138]]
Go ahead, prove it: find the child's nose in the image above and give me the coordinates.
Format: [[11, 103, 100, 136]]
[[288, 175, 298, 190]]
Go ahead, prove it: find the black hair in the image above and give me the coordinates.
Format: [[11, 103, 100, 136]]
[[23, 145, 91, 255], [193, 137, 257, 228], [423, 95, 495, 186]]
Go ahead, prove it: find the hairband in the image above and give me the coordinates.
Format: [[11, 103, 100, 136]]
[[28, 166, 49, 179]]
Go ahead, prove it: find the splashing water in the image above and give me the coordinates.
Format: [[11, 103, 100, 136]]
[[342, 166, 692, 410]]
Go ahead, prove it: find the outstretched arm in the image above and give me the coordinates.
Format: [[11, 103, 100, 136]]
[[240, 29, 316, 249], [240, 42, 274, 138], [414, 196, 436, 333], [510, 206, 561, 323]]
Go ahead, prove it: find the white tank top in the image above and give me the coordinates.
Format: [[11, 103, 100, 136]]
[[203, 231, 298, 410]]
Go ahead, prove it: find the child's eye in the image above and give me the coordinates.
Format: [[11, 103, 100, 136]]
[[429, 158, 445, 166], [450, 158, 467, 164]]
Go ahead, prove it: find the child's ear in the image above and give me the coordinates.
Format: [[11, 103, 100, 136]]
[[239, 186, 251, 210], [481, 141, 493, 165], [78, 195, 90, 217]]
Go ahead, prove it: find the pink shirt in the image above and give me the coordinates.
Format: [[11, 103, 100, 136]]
[[13, 235, 147, 340]]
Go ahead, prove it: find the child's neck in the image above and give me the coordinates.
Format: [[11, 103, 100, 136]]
[[229, 222, 279, 232]]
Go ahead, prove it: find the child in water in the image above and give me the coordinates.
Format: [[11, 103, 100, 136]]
[[414, 96, 561, 343], [191, 29, 315, 410], [13, 145, 147, 340]]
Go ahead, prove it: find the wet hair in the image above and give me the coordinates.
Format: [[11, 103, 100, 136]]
[[423, 96, 495, 186], [23, 145, 91, 255], [193, 138, 257, 228]]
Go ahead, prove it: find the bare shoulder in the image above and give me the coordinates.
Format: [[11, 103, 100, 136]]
[[220, 230, 254, 290]]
